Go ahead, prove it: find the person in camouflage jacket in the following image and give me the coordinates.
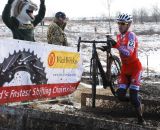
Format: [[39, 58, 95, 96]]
[[47, 12, 68, 46], [2, 0, 46, 42]]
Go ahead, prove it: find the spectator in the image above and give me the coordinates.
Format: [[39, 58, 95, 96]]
[[47, 12, 68, 46]]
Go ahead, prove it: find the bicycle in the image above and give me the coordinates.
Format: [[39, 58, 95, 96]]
[[77, 35, 121, 108]]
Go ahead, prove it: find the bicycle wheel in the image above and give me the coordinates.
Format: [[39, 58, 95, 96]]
[[90, 57, 98, 108], [109, 55, 121, 96]]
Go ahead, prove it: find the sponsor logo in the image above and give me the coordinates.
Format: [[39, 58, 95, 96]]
[[48, 51, 80, 68]]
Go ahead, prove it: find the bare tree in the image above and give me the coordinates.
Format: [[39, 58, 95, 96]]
[[139, 8, 148, 24], [151, 5, 160, 23], [132, 9, 138, 23], [107, 0, 112, 33], [100, 13, 107, 21]]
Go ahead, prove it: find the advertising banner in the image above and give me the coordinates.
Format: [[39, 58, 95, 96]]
[[0, 39, 83, 104]]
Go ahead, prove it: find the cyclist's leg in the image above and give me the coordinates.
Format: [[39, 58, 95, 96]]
[[129, 70, 142, 106], [116, 87, 129, 102], [129, 70, 145, 124], [116, 68, 130, 102]]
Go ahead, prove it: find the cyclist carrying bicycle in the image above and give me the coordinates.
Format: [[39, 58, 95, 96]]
[[103, 13, 146, 125]]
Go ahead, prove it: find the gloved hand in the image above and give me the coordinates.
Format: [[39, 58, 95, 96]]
[[7, 0, 14, 4], [107, 37, 117, 46], [40, 0, 45, 4]]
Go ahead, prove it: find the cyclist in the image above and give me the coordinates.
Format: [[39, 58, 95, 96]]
[[103, 13, 146, 125]]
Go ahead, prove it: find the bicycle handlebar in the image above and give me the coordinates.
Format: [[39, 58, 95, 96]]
[[79, 40, 108, 44], [77, 37, 111, 52]]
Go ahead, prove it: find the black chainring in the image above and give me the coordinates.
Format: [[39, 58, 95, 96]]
[[0, 50, 48, 86]]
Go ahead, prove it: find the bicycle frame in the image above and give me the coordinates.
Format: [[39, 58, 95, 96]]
[[78, 37, 115, 108]]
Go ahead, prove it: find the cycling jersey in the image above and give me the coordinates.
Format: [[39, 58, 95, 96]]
[[114, 31, 140, 65], [113, 31, 142, 90]]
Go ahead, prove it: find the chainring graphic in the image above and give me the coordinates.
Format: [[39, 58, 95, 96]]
[[0, 50, 48, 86]]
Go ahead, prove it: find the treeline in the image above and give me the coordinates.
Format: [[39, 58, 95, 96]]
[[83, 6, 160, 24], [1, 5, 160, 24], [131, 6, 160, 23]]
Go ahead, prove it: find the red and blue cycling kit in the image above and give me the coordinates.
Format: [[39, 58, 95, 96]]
[[113, 31, 142, 91]]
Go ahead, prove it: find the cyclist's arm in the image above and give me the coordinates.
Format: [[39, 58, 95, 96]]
[[112, 36, 119, 48], [114, 32, 136, 57]]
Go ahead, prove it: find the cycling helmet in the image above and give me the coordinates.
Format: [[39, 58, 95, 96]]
[[55, 12, 66, 19], [116, 13, 133, 23]]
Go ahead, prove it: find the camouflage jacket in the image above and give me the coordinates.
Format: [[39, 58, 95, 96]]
[[47, 22, 68, 46], [2, 2, 46, 42]]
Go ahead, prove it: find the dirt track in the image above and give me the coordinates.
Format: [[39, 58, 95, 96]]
[[73, 78, 160, 128]]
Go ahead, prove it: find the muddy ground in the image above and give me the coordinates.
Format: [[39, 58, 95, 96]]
[[16, 76, 159, 129]]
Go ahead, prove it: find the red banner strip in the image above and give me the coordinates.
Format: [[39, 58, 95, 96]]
[[0, 82, 80, 104]]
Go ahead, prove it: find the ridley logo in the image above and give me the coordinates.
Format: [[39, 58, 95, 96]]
[[48, 51, 80, 69], [48, 52, 56, 67]]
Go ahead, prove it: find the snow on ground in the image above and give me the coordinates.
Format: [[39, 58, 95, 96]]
[[138, 34, 160, 75], [80, 82, 104, 88], [1, 21, 160, 77]]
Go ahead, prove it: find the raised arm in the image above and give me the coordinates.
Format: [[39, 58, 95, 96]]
[[33, 0, 46, 27], [2, 0, 15, 29]]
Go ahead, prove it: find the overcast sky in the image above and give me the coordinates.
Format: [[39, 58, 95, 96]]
[[0, 0, 160, 18]]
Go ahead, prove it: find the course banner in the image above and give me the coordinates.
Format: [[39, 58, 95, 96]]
[[0, 39, 83, 104]]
